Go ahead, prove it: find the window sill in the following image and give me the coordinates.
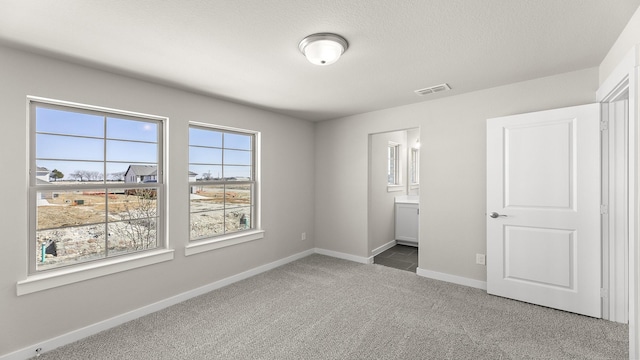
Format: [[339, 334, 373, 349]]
[[185, 230, 265, 256], [17, 249, 175, 296], [387, 185, 405, 192]]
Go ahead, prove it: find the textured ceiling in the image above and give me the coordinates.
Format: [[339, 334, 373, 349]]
[[1, 0, 639, 121]]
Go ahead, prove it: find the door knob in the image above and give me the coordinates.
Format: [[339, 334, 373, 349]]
[[489, 212, 507, 218]]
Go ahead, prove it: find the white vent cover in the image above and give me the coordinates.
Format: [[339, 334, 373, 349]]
[[414, 83, 451, 96]]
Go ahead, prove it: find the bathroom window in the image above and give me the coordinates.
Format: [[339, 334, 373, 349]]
[[29, 99, 165, 274], [189, 124, 258, 241], [410, 147, 420, 185], [388, 142, 400, 185]]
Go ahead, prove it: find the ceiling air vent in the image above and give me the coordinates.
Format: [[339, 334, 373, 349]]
[[414, 83, 451, 96]]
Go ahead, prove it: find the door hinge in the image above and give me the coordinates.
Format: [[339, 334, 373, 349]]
[[600, 288, 608, 298], [600, 120, 609, 131], [600, 204, 608, 215]]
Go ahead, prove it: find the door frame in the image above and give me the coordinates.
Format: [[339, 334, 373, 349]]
[[596, 44, 639, 359], [601, 95, 629, 323]]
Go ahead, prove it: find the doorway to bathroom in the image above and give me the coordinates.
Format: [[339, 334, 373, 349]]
[[368, 127, 420, 272]]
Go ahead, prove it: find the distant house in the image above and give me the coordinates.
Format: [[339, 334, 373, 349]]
[[36, 166, 50, 183], [124, 165, 198, 183], [124, 165, 157, 183], [35, 167, 53, 201]]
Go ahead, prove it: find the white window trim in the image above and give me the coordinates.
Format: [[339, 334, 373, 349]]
[[23, 96, 170, 293], [387, 185, 405, 192], [187, 122, 262, 254], [17, 249, 174, 296]]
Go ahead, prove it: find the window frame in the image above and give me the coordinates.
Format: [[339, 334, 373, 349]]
[[186, 122, 263, 255], [24, 96, 171, 288]]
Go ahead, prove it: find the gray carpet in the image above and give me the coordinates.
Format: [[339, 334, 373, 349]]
[[35, 254, 628, 359]]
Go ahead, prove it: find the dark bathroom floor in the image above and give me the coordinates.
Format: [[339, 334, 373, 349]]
[[373, 244, 418, 273]]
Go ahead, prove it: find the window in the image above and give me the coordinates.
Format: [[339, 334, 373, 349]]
[[189, 124, 257, 241], [387, 142, 400, 185], [30, 100, 164, 274], [410, 147, 420, 185]]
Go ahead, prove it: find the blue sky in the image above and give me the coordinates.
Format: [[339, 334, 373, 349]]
[[35, 107, 252, 181], [188, 127, 252, 179]]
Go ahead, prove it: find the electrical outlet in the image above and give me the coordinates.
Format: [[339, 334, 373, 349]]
[[476, 254, 486, 265], [301, 232, 306, 240]]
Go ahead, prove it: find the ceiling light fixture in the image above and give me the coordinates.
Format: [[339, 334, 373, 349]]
[[298, 33, 348, 66]]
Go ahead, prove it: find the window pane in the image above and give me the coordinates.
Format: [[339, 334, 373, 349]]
[[36, 134, 103, 161], [225, 184, 252, 208], [189, 127, 222, 147], [224, 149, 251, 165], [189, 165, 223, 180], [36, 161, 104, 183], [189, 146, 222, 164], [106, 140, 157, 163], [36, 107, 104, 137], [111, 188, 158, 221], [411, 148, 419, 184], [107, 117, 157, 142], [224, 133, 251, 150], [388, 145, 397, 184], [106, 163, 135, 182], [108, 218, 158, 255], [223, 165, 251, 179], [225, 206, 252, 234], [190, 185, 224, 212], [190, 210, 225, 239], [37, 190, 106, 229], [36, 224, 107, 271]]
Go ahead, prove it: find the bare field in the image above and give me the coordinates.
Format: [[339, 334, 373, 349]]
[[38, 192, 152, 230]]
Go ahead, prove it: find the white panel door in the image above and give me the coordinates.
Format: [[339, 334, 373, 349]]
[[486, 103, 601, 318]]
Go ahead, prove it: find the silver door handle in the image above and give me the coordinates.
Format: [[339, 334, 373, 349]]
[[489, 212, 507, 218]]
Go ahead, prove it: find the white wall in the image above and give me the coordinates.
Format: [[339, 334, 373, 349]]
[[315, 67, 599, 282], [368, 130, 407, 254], [0, 46, 315, 356], [600, 5, 640, 84]]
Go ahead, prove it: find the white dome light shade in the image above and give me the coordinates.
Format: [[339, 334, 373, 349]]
[[299, 33, 348, 66]]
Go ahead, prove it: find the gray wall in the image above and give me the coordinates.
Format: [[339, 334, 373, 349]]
[[315, 68, 599, 279], [0, 46, 316, 355]]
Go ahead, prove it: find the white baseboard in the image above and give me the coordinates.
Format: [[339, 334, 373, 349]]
[[371, 240, 397, 257], [1, 249, 315, 360], [314, 248, 373, 264], [416, 267, 487, 291]]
